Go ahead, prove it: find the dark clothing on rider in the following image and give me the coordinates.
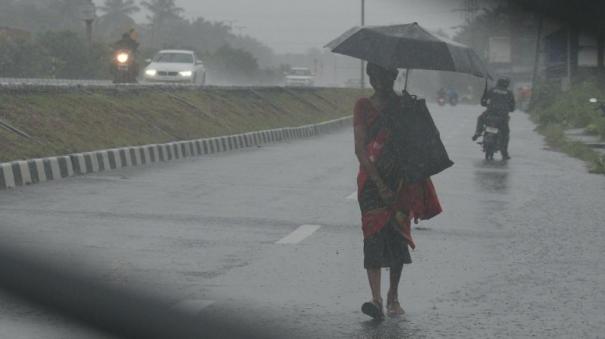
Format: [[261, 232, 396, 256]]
[[447, 88, 458, 101], [481, 86, 515, 113], [114, 36, 139, 54], [475, 85, 516, 158]]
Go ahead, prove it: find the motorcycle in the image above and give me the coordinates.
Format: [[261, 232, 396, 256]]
[[437, 95, 446, 106], [448, 95, 458, 106], [480, 114, 505, 160], [112, 49, 138, 84]]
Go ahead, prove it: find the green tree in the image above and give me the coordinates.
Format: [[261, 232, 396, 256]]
[[0, 35, 51, 78], [141, 0, 183, 46], [37, 30, 109, 79], [206, 44, 260, 84], [97, 0, 140, 41], [453, 5, 514, 57]]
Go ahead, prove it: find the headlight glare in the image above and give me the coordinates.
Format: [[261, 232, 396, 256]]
[[145, 69, 157, 76], [116, 53, 129, 63], [179, 71, 193, 77]]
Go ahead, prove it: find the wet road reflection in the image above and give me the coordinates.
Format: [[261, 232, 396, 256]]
[[358, 317, 421, 339], [473, 160, 510, 194]]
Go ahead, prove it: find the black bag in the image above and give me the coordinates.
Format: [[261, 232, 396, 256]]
[[385, 92, 454, 183]]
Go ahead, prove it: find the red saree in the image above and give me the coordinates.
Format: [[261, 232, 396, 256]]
[[354, 98, 442, 249]]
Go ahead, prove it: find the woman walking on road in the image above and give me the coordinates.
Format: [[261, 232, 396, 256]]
[[354, 63, 442, 320]]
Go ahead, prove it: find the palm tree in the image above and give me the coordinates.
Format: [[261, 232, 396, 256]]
[[97, 0, 140, 40], [141, 0, 183, 45]]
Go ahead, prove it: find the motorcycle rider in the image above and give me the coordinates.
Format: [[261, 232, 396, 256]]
[[447, 87, 459, 105], [112, 31, 140, 81], [437, 87, 446, 98], [472, 77, 516, 159], [114, 31, 139, 54]]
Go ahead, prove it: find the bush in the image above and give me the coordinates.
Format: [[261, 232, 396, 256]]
[[537, 122, 605, 174], [0, 35, 50, 77], [0, 30, 111, 80], [531, 80, 605, 134]]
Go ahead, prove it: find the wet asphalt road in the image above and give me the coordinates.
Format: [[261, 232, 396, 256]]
[[0, 103, 604, 338]]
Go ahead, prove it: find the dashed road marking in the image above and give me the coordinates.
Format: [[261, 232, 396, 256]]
[[346, 191, 357, 200], [276, 225, 321, 244], [172, 299, 215, 316]]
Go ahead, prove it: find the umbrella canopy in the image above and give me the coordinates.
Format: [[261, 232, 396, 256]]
[[325, 22, 491, 79]]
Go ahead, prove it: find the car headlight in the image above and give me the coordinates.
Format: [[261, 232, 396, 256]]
[[179, 71, 193, 77], [116, 53, 129, 64], [145, 69, 157, 76]]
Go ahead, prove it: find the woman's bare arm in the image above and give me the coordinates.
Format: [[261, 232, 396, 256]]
[[354, 125, 383, 187], [354, 125, 394, 205]]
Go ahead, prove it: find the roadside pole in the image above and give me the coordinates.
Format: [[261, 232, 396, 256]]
[[80, 1, 96, 49], [530, 15, 543, 107], [360, 0, 365, 89]]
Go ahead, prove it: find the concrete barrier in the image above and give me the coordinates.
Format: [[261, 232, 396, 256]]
[[0, 116, 352, 191]]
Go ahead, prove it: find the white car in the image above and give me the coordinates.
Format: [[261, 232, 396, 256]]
[[285, 67, 315, 87], [143, 50, 206, 85]]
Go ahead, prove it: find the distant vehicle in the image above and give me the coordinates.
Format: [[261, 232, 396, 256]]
[[437, 96, 446, 106], [436, 88, 447, 106], [448, 94, 459, 106], [143, 50, 206, 85], [447, 88, 459, 106], [285, 67, 315, 87], [515, 82, 532, 111], [436, 88, 459, 106]]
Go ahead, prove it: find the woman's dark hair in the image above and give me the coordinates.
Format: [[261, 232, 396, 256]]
[[366, 63, 398, 80]]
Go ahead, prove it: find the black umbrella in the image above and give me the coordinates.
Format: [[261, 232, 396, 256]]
[[327, 23, 483, 181], [325, 22, 491, 86]]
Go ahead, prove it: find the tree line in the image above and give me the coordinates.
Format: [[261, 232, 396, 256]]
[[0, 0, 282, 84]]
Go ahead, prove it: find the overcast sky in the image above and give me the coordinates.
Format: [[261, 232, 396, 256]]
[[142, 0, 464, 54]]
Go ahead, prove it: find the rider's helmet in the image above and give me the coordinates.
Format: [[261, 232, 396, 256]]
[[496, 77, 511, 89]]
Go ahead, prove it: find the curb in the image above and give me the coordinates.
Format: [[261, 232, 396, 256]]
[[0, 116, 352, 191]]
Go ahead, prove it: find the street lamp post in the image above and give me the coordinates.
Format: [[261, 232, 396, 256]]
[[360, 0, 365, 89], [80, 0, 96, 47]]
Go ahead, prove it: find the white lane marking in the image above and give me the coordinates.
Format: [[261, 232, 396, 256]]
[[172, 299, 215, 315], [346, 191, 357, 200], [276, 225, 321, 244]]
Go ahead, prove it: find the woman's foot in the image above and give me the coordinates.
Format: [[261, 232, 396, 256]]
[[386, 293, 405, 317], [361, 297, 384, 320]]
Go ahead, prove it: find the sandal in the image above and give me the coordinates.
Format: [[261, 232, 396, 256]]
[[361, 297, 384, 320], [386, 296, 405, 317]]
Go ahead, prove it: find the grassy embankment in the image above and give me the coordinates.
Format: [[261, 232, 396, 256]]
[[0, 87, 363, 162], [529, 81, 605, 174]]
